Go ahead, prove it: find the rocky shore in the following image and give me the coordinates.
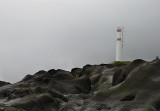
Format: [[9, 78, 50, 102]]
[[0, 59, 160, 111]]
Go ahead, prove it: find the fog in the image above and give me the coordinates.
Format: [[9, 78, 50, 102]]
[[0, 0, 160, 83]]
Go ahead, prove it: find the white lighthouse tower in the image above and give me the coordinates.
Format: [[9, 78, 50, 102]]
[[116, 27, 123, 61]]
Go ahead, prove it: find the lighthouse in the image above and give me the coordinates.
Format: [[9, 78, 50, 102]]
[[116, 27, 123, 61]]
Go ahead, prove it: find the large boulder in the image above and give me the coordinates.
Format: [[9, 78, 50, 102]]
[[0, 81, 10, 87], [73, 76, 91, 94], [47, 90, 68, 102], [21, 75, 33, 82], [112, 68, 123, 86], [112, 59, 146, 86], [92, 59, 160, 110], [2, 59, 160, 111], [10, 93, 59, 111], [52, 69, 73, 81], [71, 68, 82, 78]]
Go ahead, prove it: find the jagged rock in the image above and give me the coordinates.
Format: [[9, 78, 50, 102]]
[[100, 64, 115, 68], [34, 72, 52, 82], [112, 59, 146, 86], [71, 68, 82, 78], [47, 69, 57, 75], [10, 93, 59, 111], [112, 68, 123, 86], [13, 88, 31, 97], [1, 59, 160, 111], [0, 89, 11, 98], [80, 65, 93, 77], [52, 69, 73, 81], [91, 59, 160, 111], [90, 74, 102, 85], [95, 104, 111, 110], [0, 81, 10, 87], [34, 70, 46, 76], [4, 107, 26, 111], [120, 94, 136, 101], [21, 75, 33, 82], [48, 79, 71, 94], [74, 76, 91, 94], [47, 90, 68, 102]]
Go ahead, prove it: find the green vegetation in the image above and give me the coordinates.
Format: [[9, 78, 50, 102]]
[[112, 61, 131, 65]]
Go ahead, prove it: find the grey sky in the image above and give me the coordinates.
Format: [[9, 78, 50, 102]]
[[0, 0, 160, 83]]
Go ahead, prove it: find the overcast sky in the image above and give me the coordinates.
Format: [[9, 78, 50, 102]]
[[0, 0, 160, 83]]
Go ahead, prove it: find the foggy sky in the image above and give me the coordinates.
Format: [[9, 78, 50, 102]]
[[0, 0, 160, 83]]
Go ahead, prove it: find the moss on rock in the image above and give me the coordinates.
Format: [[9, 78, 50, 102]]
[[74, 76, 91, 94], [112, 69, 123, 86], [11, 93, 59, 111]]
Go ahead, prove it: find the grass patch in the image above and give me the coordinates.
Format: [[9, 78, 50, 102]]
[[112, 61, 131, 65]]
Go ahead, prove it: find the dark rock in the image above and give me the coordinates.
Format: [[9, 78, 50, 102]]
[[34, 70, 46, 76], [4, 107, 26, 111], [100, 64, 115, 68], [95, 104, 111, 110], [34, 86, 43, 93], [34, 75, 43, 82], [131, 59, 146, 65], [0, 81, 10, 87], [112, 59, 146, 86], [121, 94, 136, 101], [93, 59, 160, 111], [145, 95, 160, 111], [52, 70, 73, 81], [1, 59, 160, 111], [21, 74, 33, 81], [47, 90, 68, 102], [10, 93, 59, 111], [112, 69, 123, 86], [74, 76, 91, 94], [47, 69, 57, 75], [83, 64, 92, 69], [81, 65, 93, 76], [48, 79, 71, 94], [71, 68, 82, 78], [42, 72, 52, 83], [34, 72, 52, 83], [90, 74, 102, 85], [0, 89, 11, 98], [43, 78, 50, 83], [13, 88, 31, 96], [79, 93, 93, 100]]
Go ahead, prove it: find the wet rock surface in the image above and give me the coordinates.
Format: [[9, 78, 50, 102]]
[[0, 59, 160, 111]]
